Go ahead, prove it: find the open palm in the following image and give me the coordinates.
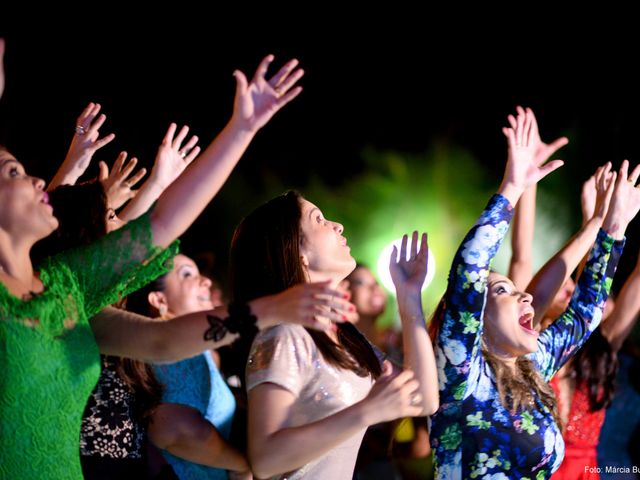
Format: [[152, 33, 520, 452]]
[[390, 231, 429, 294], [502, 108, 564, 191], [231, 55, 304, 132]]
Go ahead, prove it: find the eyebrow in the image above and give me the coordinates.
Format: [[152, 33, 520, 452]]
[[0, 158, 19, 169], [308, 207, 320, 220], [489, 280, 513, 289]]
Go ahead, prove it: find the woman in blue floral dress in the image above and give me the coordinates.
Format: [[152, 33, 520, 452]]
[[428, 108, 640, 479]]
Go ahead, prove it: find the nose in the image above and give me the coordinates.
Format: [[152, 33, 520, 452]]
[[332, 221, 344, 235], [33, 177, 45, 191], [201, 276, 212, 289]]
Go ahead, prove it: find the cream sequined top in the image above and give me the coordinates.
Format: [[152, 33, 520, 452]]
[[246, 324, 376, 479]]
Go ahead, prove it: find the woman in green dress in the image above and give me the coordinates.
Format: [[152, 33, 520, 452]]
[[0, 55, 353, 479]]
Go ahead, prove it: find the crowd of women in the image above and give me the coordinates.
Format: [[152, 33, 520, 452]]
[[1, 39, 639, 479]]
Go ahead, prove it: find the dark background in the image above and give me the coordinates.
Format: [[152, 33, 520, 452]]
[[2, 18, 640, 287]]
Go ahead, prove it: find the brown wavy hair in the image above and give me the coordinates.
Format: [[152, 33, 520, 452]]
[[429, 292, 560, 424], [230, 190, 382, 379]]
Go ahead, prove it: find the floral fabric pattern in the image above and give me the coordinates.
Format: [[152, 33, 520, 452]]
[[80, 357, 145, 459], [430, 194, 624, 480]]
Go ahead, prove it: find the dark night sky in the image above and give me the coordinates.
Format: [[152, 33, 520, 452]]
[[2, 18, 640, 283]]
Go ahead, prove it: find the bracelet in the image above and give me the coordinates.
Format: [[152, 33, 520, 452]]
[[204, 302, 258, 343]]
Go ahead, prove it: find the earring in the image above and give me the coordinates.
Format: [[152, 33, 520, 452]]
[[159, 305, 168, 317]]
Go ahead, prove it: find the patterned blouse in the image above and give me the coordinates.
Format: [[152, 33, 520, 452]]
[[430, 194, 624, 480]]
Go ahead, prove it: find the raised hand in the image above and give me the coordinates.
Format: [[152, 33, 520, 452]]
[[602, 160, 640, 239], [98, 152, 147, 210], [507, 106, 568, 167], [580, 162, 615, 224], [151, 123, 201, 189], [230, 55, 304, 133], [390, 231, 429, 295], [48, 102, 116, 190], [499, 107, 564, 204]]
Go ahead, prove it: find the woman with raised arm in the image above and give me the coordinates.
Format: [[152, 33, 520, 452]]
[[521, 166, 640, 480], [507, 106, 568, 291], [0, 56, 349, 479], [429, 108, 638, 479], [230, 191, 439, 479]]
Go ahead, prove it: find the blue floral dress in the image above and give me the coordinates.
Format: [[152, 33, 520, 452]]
[[430, 194, 624, 480]]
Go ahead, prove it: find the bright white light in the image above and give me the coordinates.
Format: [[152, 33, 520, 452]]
[[377, 237, 436, 295]]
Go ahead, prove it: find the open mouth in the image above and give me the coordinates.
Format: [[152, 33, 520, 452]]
[[197, 295, 211, 303], [40, 192, 53, 211], [519, 311, 539, 336]]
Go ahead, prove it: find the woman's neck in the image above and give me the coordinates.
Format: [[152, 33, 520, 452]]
[[0, 234, 36, 289]]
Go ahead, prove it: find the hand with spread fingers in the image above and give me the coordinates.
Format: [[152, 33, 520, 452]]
[[118, 123, 200, 223], [98, 151, 146, 210], [499, 107, 565, 205], [390, 231, 429, 295], [258, 281, 357, 333], [151, 123, 200, 189], [231, 55, 304, 133], [602, 160, 640, 240], [49, 102, 116, 191], [507, 106, 569, 167]]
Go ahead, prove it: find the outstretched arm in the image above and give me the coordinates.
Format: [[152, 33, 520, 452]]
[[508, 107, 569, 290], [151, 55, 303, 248], [390, 231, 439, 416], [527, 164, 615, 325], [48, 103, 115, 190], [437, 107, 563, 402], [119, 124, 200, 222], [91, 281, 355, 362], [534, 160, 640, 379]]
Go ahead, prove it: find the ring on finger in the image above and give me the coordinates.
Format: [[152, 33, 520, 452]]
[[409, 393, 422, 406], [75, 125, 88, 136]]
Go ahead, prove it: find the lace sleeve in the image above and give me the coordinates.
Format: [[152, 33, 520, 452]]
[[48, 209, 179, 317]]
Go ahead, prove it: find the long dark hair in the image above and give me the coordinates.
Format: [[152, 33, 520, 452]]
[[230, 190, 381, 379], [429, 291, 560, 424], [123, 276, 169, 420], [571, 328, 618, 411]]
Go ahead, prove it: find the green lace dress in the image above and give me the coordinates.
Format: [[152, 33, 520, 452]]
[[0, 211, 177, 479]]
